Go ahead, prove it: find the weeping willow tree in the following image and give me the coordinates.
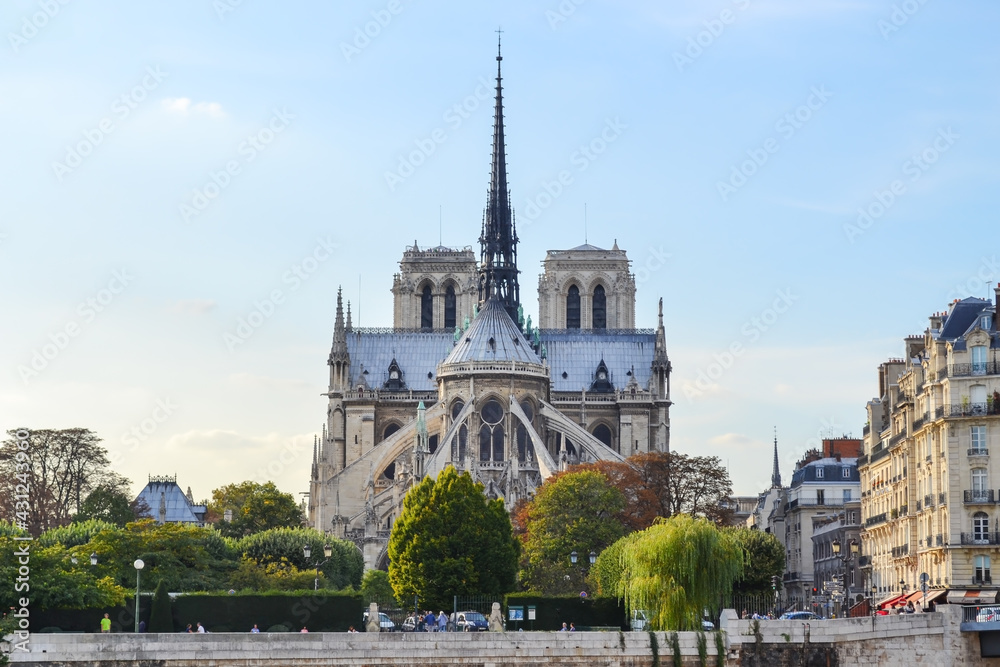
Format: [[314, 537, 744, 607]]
[[620, 514, 743, 631]]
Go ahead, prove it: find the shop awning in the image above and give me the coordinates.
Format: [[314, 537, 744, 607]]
[[946, 590, 1000, 605], [877, 594, 907, 609], [906, 589, 946, 606]]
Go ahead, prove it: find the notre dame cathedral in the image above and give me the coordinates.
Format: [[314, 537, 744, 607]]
[[307, 44, 672, 569]]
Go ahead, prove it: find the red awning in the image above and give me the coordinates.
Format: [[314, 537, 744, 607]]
[[877, 594, 907, 609], [946, 590, 999, 605], [906, 589, 946, 606]]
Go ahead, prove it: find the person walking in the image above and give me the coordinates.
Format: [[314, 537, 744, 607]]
[[100, 613, 111, 633], [196, 622, 206, 633], [425, 610, 437, 632], [559, 622, 568, 631], [437, 611, 448, 632], [250, 624, 260, 633]]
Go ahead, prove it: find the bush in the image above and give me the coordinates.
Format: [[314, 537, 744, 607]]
[[148, 580, 173, 633]]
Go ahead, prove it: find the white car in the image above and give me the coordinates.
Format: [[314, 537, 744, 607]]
[[361, 611, 396, 632]]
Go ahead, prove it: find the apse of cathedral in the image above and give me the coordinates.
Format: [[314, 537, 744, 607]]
[[307, 43, 672, 569]]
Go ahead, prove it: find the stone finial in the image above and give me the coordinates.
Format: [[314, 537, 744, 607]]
[[366, 602, 380, 633], [489, 602, 504, 632]]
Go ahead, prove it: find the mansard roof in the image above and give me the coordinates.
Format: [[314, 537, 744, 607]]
[[540, 329, 655, 392], [346, 331, 454, 391], [938, 297, 993, 341], [134, 476, 206, 524]]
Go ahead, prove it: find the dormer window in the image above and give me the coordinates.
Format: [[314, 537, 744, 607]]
[[816, 467, 825, 479], [981, 315, 992, 330], [842, 467, 850, 479], [590, 359, 613, 393]]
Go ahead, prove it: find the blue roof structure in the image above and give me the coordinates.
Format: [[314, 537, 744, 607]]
[[939, 298, 992, 341], [347, 331, 454, 391], [134, 476, 206, 525], [443, 298, 541, 365], [540, 330, 655, 392]]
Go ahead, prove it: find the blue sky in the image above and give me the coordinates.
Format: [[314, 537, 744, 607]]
[[2, 0, 997, 500]]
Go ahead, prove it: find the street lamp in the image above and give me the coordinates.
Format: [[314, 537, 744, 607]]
[[830, 539, 859, 617], [134, 559, 145, 633], [91, 552, 98, 566], [303, 544, 333, 591]]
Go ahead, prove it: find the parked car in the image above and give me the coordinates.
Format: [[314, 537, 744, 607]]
[[702, 620, 715, 631], [450, 611, 489, 631], [779, 611, 822, 621], [400, 615, 419, 632], [361, 611, 397, 632]]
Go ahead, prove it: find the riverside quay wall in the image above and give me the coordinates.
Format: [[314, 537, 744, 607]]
[[7, 630, 726, 667], [7, 605, 997, 666]]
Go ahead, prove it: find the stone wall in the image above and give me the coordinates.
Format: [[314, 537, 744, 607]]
[[8, 630, 730, 667]]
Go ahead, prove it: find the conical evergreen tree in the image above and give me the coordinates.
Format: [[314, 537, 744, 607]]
[[147, 579, 174, 633]]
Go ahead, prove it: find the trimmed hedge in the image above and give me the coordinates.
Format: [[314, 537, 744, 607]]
[[504, 594, 627, 631]]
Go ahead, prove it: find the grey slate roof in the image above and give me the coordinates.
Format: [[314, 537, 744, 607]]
[[347, 331, 454, 391], [938, 298, 992, 341], [444, 298, 541, 365], [135, 480, 206, 524], [540, 330, 655, 392], [790, 457, 860, 486]]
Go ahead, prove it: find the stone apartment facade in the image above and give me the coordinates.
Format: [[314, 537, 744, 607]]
[[859, 291, 1000, 607]]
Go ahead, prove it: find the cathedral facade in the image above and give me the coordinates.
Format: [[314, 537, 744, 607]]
[[307, 45, 672, 569]]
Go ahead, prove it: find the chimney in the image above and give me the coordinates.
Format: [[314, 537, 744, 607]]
[[836, 452, 842, 463]]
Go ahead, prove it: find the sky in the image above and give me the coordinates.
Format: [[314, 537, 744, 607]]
[[1, 0, 998, 501]]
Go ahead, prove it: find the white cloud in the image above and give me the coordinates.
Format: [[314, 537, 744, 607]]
[[169, 299, 217, 315], [161, 97, 226, 118]]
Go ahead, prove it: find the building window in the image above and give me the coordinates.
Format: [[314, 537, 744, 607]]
[[972, 345, 988, 375], [816, 468, 825, 479], [592, 285, 606, 329], [973, 467, 989, 494], [981, 315, 992, 330], [842, 467, 850, 479], [593, 424, 613, 450], [444, 285, 457, 329], [843, 489, 852, 502], [479, 399, 505, 462], [420, 285, 433, 329], [975, 555, 992, 584], [973, 512, 989, 544], [566, 285, 581, 329], [816, 489, 825, 505], [972, 426, 987, 453]]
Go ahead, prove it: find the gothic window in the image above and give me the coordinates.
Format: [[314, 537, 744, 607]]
[[428, 434, 439, 455], [566, 285, 580, 329], [383, 463, 395, 480], [592, 284, 606, 329], [480, 399, 505, 462], [458, 424, 468, 461], [444, 285, 457, 329], [452, 400, 465, 420], [516, 400, 535, 463], [383, 423, 400, 441], [593, 424, 613, 450], [421, 284, 433, 329]]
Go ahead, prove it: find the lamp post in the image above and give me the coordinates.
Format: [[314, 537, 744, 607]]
[[91, 552, 98, 566], [870, 584, 877, 631], [831, 538, 859, 617], [569, 550, 597, 597], [134, 559, 145, 633], [303, 544, 333, 591]]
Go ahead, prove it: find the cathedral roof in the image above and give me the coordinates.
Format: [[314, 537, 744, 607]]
[[346, 331, 454, 391], [134, 476, 206, 524], [540, 330, 655, 392], [444, 297, 541, 365], [568, 243, 605, 251]]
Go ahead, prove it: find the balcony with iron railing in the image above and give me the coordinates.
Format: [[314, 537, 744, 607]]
[[865, 512, 888, 528], [925, 494, 934, 508], [969, 447, 989, 457], [964, 489, 996, 504], [939, 493, 946, 506], [889, 432, 906, 448], [925, 536, 933, 547], [891, 545, 909, 558], [871, 445, 890, 464], [912, 412, 929, 430], [937, 403, 999, 419], [944, 361, 1000, 378], [961, 532, 1000, 545], [900, 504, 908, 515], [936, 534, 945, 546], [916, 500, 923, 512]]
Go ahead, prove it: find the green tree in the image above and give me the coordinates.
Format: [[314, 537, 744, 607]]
[[208, 481, 303, 538], [361, 569, 397, 606], [228, 556, 321, 591], [0, 428, 127, 535], [0, 536, 128, 610], [234, 527, 362, 590], [519, 470, 626, 594], [148, 579, 174, 633], [388, 466, 518, 610], [73, 485, 137, 527], [620, 514, 743, 631], [727, 527, 785, 596], [590, 535, 629, 598], [38, 519, 116, 548]]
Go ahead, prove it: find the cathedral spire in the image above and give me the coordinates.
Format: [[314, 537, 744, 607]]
[[478, 33, 521, 324], [771, 428, 782, 488]]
